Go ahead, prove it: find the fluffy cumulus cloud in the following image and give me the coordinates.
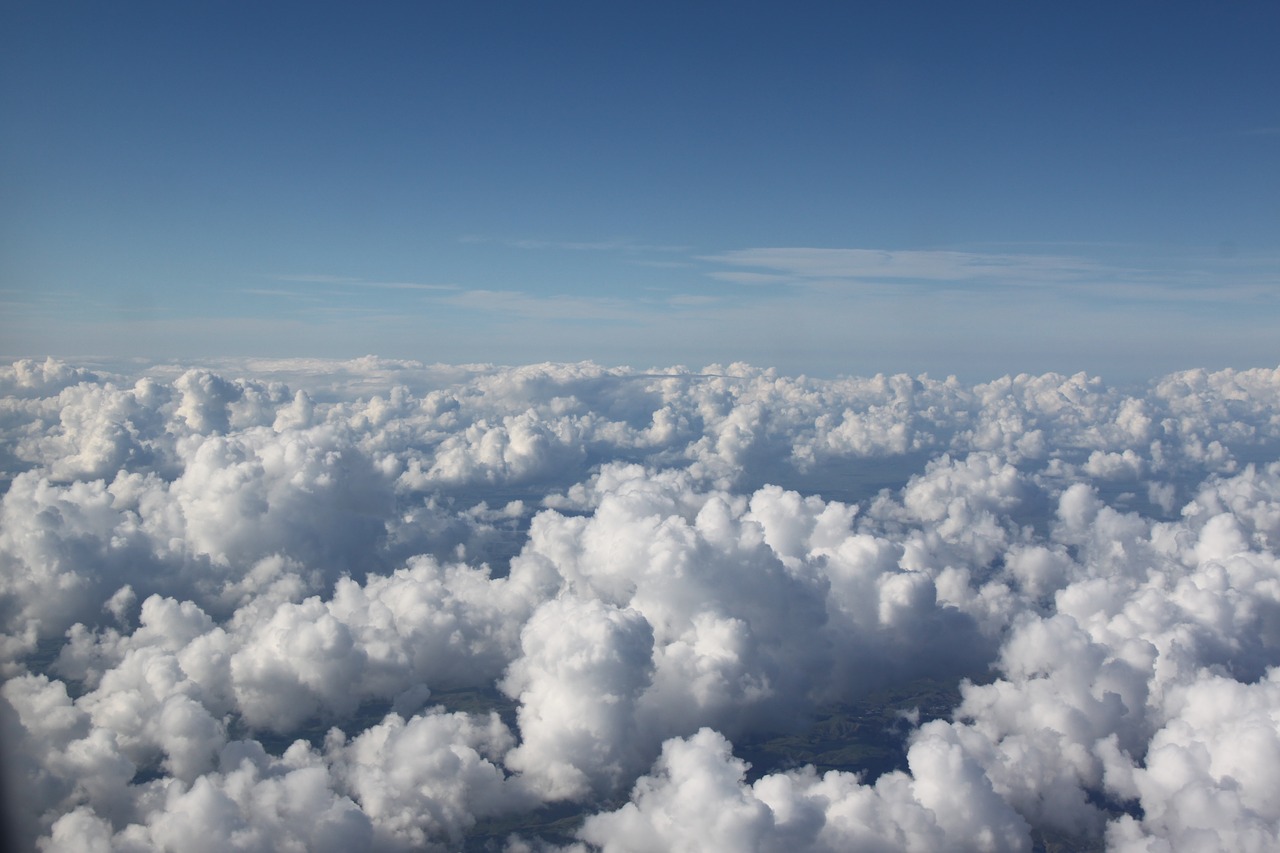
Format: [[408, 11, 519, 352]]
[[3, 356, 1280, 851]]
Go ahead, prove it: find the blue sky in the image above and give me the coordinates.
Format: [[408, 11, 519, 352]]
[[2, 1, 1277, 380]]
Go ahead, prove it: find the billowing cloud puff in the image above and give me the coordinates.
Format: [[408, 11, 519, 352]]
[[501, 596, 655, 799], [329, 709, 525, 849], [3, 357, 1280, 851], [1106, 668, 1280, 852], [574, 725, 1029, 853]]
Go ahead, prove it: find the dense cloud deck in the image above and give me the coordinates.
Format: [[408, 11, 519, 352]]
[[3, 357, 1280, 851]]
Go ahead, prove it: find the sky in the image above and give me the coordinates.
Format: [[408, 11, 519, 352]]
[[2, 1, 1278, 380]]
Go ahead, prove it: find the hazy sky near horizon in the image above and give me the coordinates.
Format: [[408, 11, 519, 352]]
[[3, 1, 1277, 380]]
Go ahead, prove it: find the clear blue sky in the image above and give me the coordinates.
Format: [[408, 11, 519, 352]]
[[3, 1, 1277, 380]]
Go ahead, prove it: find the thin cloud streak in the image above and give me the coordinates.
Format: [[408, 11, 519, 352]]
[[439, 289, 650, 323], [702, 247, 1280, 303], [359, 282, 459, 292], [268, 274, 366, 284], [266, 275, 458, 292], [703, 248, 1108, 284], [459, 235, 689, 253]]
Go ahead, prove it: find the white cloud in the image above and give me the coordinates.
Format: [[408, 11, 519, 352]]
[[703, 247, 1104, 286], [4, 356, 1280, 850], [700, 248, 1280, 310], [438, 289, 647, 322], [574, 726, 1030, 853]]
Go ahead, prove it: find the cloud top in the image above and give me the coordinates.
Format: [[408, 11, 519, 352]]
[[3, 356, 1280, 850]]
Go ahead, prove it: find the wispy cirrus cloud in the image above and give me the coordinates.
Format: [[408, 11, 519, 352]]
[[439, 289, 645, 322], [1233, 126, 1280, 138], [362, 281, 459, 291], [268, 274, 365, 284], [241, 288, 329, 300], [702, 247, 1106, 286], [459, 235, 688, 253], [263, 274, 458, 291], [706, 271, 795, 285], [510, 238, 687, 253], [701, 246, 1280, 305], [435, 286, 725, 323], [666, 294, 720, 307]]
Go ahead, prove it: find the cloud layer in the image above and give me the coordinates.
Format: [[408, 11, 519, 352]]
[[3, 356, 1280, 851]]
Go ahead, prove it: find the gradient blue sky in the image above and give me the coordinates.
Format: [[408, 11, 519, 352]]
[[3, 1, 1277, 380]]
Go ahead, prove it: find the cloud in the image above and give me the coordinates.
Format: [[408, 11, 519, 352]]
[[706, 271, 797, 285], [1234, 126, 1280, 138], [266, 275, 457, 291], [330, 709, 526, 848], [509, 239, 685, 253], [242, 288, 331, 300], [4, 356, 1280, 850], [438, 290, 647, 323], [269, 275, 367, 284], [703, 248, 1104, 287], [574, 726, 1029, 853], [360, 282, 459, 292], [700, 247, 1280, 307]]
